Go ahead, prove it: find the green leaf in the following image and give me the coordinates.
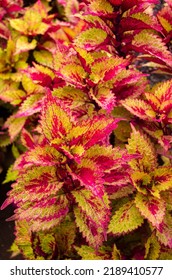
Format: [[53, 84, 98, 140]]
[[158, 248, 172, 260], [12, 144, 20, 159], [3, 165, 18, 184], [76, 245, 104, 260], [10, 242, 21, 259], [0, 132, 11, 147], [114, 121, 132, 142], [112, 244, 121, 260], [144, 232, 161, 260], [108, 200, 144, 235]]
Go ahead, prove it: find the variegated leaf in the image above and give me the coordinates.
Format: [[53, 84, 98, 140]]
[[151, 167, 172, 198], [1, 166, 63, 209], [76, 245, 103, 260], [16, 93, 44, 117], [13, 195, 69, 232], [126, 129, 157, 173], [0, 89, 25, 106], [90, 56, 129, 84], [41, 92, 72, 142], [58, 63, 87, 87], [73, 189, 110, 248], [88, 0, 114, 15], [14, 220, 35, 260], [121, 12, 162, 32], [74, 28, 108, 51], [135, 192, 165, 229], [156, 213, 172, 249], [20, 129, 35, 149], [15, 36, 37, 55], [14, 145, 61, 169], [67, 115, 120, 150], [122, 98, 156, 121], [90, 87, 116, 112], [4, 115, 27, 141], [157, 5, 172, 34], [108, 200, 144, 235], [132, 30, 172, 67]]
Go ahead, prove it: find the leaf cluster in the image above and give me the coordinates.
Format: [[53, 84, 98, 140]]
[[0, 0, 172, 260]]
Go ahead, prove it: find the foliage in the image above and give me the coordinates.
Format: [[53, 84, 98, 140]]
[[0, 0, 172, 260]]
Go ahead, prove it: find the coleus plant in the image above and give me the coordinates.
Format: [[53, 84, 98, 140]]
[[0, 0, 172, 260]]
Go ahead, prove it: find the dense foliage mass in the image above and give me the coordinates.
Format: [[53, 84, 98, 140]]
[[0, 0, 172, 260]]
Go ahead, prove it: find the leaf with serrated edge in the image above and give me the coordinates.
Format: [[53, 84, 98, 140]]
[[151, 167, 172, 198], [73, 189, 110, 248], [3, 165, 18, 184], [41, 92, 72, 142], [145, 231, 160, 260], [74, 28, 107, 51], [135, 192, 165, 229], [4, 115, 27, 141], [76, 245, 103, 260], [156, 212, 172, 248], [108, 200, 144, 235], [122, 98, 156, 121], [132, 30, 172, 67], [126, 129, 157, 173], [14, 145, 61, 169]]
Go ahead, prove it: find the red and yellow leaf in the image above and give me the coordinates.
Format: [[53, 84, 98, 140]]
[[108, 200, 144, 235], [41, 92, 72, 142], [74, 28, 108, 51], [132, 30, 172, 67], [126, 129, 157, 173], [135, 192, 166, 229], [73, 189, 110, 248]]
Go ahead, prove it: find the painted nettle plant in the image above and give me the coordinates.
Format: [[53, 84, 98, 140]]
[[0, 0, 172, 260]]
